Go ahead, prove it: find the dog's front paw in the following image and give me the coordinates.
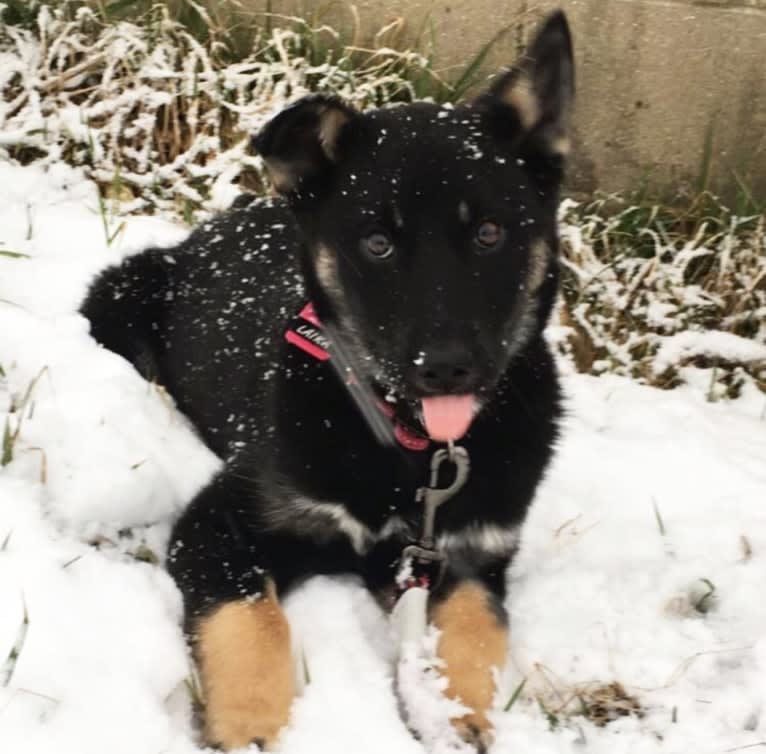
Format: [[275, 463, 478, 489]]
[[431, 581, 508, 753], [205, 695, 289, 752], [453, 715, 495, 753], [196, 593, 295, 751]]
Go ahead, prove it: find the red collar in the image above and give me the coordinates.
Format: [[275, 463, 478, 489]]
[[284, 303, 330, 361], [285, 303, 430, 451]]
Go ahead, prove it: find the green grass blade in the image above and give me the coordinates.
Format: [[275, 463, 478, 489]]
[[695, 578, 716, 613], [1, 418, 13, 467], [504, 677, 527, 712], [537, 698, 559, 730], [732, 170, 763, 216]]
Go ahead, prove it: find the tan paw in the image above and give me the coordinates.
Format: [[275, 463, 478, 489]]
[[453, 713, 495, 753], [196, 587, 295, 751], [431, 581, 508, 753]]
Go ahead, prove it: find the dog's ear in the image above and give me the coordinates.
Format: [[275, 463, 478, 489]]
[[479, 11, 574, 159], [252, 95, 358, 195]]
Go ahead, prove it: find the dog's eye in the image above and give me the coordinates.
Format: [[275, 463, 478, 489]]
[[362, 232, 393, 259], [475, 221, 504, 251]]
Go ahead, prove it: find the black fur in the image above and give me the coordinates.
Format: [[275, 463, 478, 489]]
[[80, 9, 573, 742]]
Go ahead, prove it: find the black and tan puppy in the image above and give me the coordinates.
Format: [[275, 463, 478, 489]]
[[81, 11, 574, 750]]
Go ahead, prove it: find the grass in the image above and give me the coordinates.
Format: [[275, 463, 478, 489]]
[[1, 417, 14, 466], [557, 191, 765, 396], [0, 368, 48, 467], [97, 189, 126, 246], [694, 578, 717, 615], [574, 682, 642, 727], [0, 1, 512, 219], [1, 601, 29, 688], [504, 676, 527, 712], [1, 0, 511, 97], [130, 544, 159, 564], [0, 0, 43, 27], [538, 698, 560, 730], [518, 664, 644, 732]]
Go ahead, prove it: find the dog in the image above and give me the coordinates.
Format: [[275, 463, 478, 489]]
[[80, 10, 573, 750]]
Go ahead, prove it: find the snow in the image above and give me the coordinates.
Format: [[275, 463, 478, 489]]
[[653, 330, 766, 375], [1, 162, 765, 754]]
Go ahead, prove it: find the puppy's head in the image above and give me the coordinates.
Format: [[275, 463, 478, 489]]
[[254, 12, 574, 442]]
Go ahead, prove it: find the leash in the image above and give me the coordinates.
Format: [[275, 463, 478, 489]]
[[398, 443, 470, 589], [391, 442, 470, 655]]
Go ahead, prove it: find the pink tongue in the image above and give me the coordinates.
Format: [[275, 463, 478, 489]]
[[421, 395, 476, 442]]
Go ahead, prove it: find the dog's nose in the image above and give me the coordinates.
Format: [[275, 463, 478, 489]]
[[410, 345, 479, 395]]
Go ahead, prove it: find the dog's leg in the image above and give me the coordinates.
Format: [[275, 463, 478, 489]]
[[169, 467, 361, 750], [430, 579, 508, 750], [195, 582, 294, 750], [168, 471, 297, 751]]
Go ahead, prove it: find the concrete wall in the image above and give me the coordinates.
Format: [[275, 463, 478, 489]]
[[238, 0, 766, 202]]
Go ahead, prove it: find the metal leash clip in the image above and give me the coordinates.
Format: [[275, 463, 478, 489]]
[[392, 443, 472, 654], [401, 442, 471, 570]]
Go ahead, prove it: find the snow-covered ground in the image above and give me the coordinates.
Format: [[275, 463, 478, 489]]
[[0, 161, 764, 754]]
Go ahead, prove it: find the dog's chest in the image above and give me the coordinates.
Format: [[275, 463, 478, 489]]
[[261, 485, 521, 567]]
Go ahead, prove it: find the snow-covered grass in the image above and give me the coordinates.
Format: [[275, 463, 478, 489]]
[[0, 2, 444, 218], [556, 197, 766, 395], [1, 159, 765, 754]]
